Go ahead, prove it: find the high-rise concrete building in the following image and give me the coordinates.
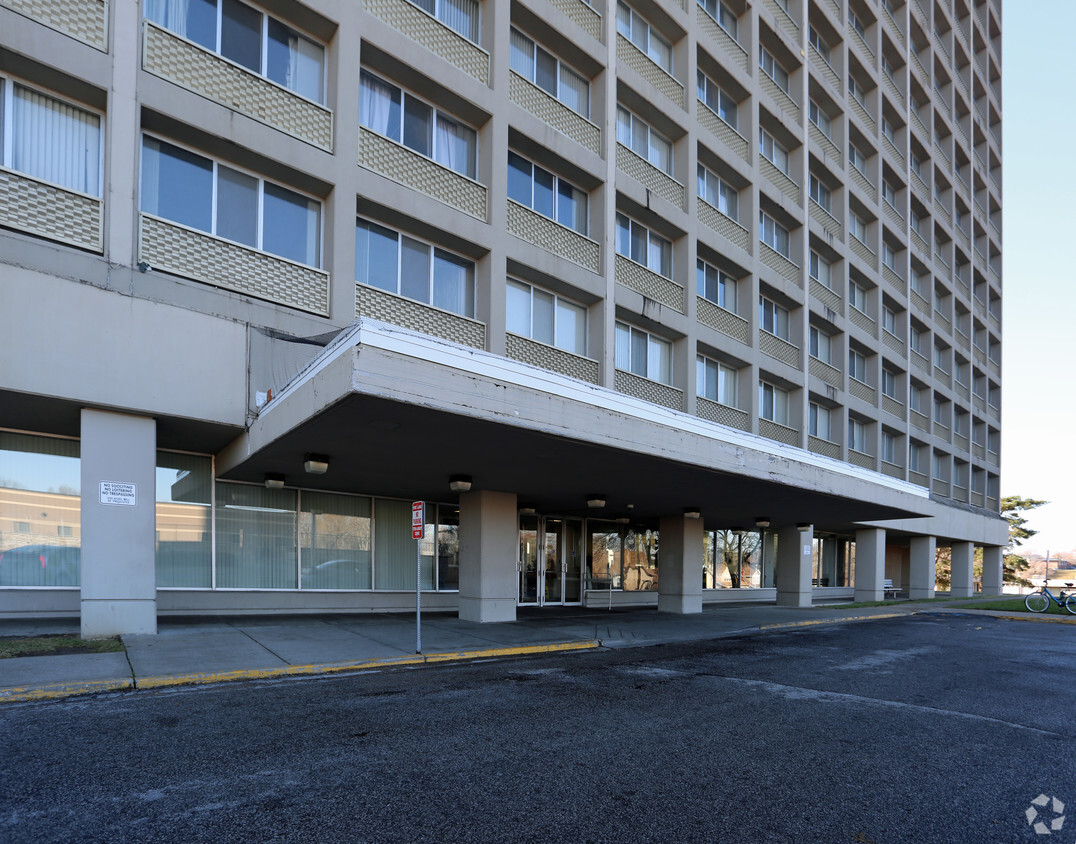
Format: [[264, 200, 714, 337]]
[[0, 0, 1006, 636]]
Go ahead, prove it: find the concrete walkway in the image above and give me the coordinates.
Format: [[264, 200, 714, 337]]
[[1, 600, 1071, 703]]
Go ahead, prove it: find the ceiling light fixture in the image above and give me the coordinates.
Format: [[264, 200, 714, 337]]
[[449, 475, 473, 493], [303, 454, 329, 475], [264, 474, 285, 490], [586, 494, 606, 509]]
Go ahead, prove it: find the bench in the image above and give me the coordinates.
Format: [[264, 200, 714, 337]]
[[883, 579, 901, 599]]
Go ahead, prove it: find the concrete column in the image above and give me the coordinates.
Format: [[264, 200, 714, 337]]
[[657, 515, 703, 614], [981, 545, 1004, 596], [854, 528, 886, 602], [950, 541, 975, 597], [776, 525, 813, 607], [80, 409, 157, 637], [908, 535, 937, 599], [458, 490, 518, 622]]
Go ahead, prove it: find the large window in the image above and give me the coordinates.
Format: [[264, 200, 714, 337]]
[[699, 0, 738, 39], [703, 529, 771, 588], [144, 0, 325, 102], [759, 295, 790, 340], [698, 163, 738, 219], [808, 98, 832, 138], [809, 174, 832, 213], [882, 431, 898, 464], [156, 452, 212, 588], [0, 432, 81, 588], [759, 47, 790, 93], [849, 142, 868, 174], [616, 322, 672, 384], [141, 135, 321, 266], [616, 2, 672, 70], [360, 71, 477, 179], [697, 70, 737, 129], [697, 259, 736, 310], [848, 417, 868, 452], [849, 280, 868, 312], [616, 213, 672, 277], [808, 26, 830, 63], [410, 0, 478, 40], [849, 348, 868, 382], [809, 325, 832, 364], [809, 250, 833, 288], [697, 355, 737, 406], [849, 210, 868, 242], [617, 107, 672, 174], [759, 210, 791, 257], [506, 278, 587, 355], [0, 80, 101, 196], [760, 129, 790, 175], [809, 402, 831, 439], [355, 219, 475, 317], [759, 380, 790, 425], [509, 29, 589, 116], [882, 367, 898, 399], [508, 152, 587, 234]]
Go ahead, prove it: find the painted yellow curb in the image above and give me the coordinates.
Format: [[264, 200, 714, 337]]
[[136, 640, 600, 690], [991, 613, 1076, 625], [0, 677, 134, 703], [758, 612, 909, 630]]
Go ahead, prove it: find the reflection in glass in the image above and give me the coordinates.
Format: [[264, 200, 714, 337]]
[[156, 452, 212, 587], [300, 492, 372, 589]]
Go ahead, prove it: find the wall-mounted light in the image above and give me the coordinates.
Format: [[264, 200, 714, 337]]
[[449, 475, 472, 493], [797, 522, 812, 532], [518, 505, 536, 516], [304, 454, 329, 475], [586, 494, 606, 509], [755, 516, 771, 529], [615, 515, 631, 525], [264, 473, 285, 490], [683, 507, 702, 520]]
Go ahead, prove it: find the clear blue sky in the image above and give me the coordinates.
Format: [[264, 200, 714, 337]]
[[1001, 0, 1076, 556]]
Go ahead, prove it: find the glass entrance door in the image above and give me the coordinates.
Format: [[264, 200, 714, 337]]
[[519, 516, 583, 606]]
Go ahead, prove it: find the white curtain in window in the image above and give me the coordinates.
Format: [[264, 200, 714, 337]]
[[439, 0, 478, 41], [214, 483, 297, 588], [509, 29, 534, 77], [433, 115, 475, 179], [360, 73, 398, 139], [558, 66, 589, 115], [374, 498, 417, 590], [288, 34, 324, 102], [145, 0, 190, 33], [12, 86, 100, 195]]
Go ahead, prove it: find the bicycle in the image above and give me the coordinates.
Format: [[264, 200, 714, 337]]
[[1024, 580, 1076, 615]]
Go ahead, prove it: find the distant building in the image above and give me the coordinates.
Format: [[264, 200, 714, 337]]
[[0, 0, 1007, 635]]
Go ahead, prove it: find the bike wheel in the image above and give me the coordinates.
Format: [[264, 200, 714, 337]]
[[1025, 592, 1049, 613], [1065, 596, 1076, 616]]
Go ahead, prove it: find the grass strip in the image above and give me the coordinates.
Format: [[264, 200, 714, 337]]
[[0, 635, 125, 659]]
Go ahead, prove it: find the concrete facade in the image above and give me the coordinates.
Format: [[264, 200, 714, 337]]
[[0, 0, 1007, 632]]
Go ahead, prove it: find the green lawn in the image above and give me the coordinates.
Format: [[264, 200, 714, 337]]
[[968, 597, 1074, 615], [0, 635, 125, 659], [828, 595, 991, 610]]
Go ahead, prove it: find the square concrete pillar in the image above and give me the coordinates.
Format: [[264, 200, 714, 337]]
[[80, 409, 157, 637], [458, 490, 518, 622], [908, 535, 937, 599], [657, 514, 703, 614], [776, 525, 813, 607], [950, 541, 975, 597], [854, 528, 886, 602], [981, 545, 1003, 596]]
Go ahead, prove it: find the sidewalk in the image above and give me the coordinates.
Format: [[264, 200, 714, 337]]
[[0, 600, 1070, 703]]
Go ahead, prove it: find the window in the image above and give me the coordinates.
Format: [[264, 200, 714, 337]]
[[759, 296, 790, 341], [909, 441, 924, 472], [849, 348, 867, 382], [697, 70, 738, 129], [360, 71, 477, 179], [809, 403, 831, 439], [759, 47, 790, 94], [881, 367, 898, 398], [955, 358, 969, 386], [617, 107, 672, 174], [882, 431, 897, 464], [616, 322, 672, 384], [851, 211, 869, 243], [0, 80, 101, 196], [506, 279, 586, 355], [141, 135, 320, 266], [849, 142, 868, 174], [809, 174, 831, 213], [617, 2, 672, 70], [508, 152, 587, 234], [954, 410, 969, 436], [759, 211, 791, 257], [933, 395, 947, 424], [931, 451, 946, 480], [697, 356, 737, 406], [849, 279, 868, 312], [849, 75, 867, 107], [882, 116, 897, 144], [699, 0, 738, 39], [882, 179, 898, 207], [809, 326, 832, 364], [910, 384, 925, 413], [410, 0, 479, 40], [809, 250, 833, 289], [882, 306, 897, 335], [910, 151, 923, 177], [848, 417, 868, 452], [616, 214, 672, 277], [910, 210, 924, 236], [355, 219, 474, 317], [808, 27, 830, 63], [910, 325, 924, 353], [933, 343, 948, 372], [808, 99, 831, 138], [759, 381, 790, 425], [849, 10, 867, 36], [144, 0, 325, 102], [697, 259, 737, 310], [509, 29, 589, 116], [881, 54, 895, 78], [697, 164, 738, 219], [882, 242, 897, 270], [760, 129, 790, 175]]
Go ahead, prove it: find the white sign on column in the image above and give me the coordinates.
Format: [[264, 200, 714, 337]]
[[100, 481, 137, 506]]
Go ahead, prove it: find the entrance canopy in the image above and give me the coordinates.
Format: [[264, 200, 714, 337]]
[[217, 320, 931, 533]]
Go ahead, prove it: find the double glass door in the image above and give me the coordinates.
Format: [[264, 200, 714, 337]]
[[518, 516, 582, 606]]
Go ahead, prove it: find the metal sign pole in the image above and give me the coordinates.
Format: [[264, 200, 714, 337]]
[[412, 501, 424, 654]]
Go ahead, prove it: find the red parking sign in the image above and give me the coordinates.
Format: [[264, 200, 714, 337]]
[[412, 501, 424, 539]]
